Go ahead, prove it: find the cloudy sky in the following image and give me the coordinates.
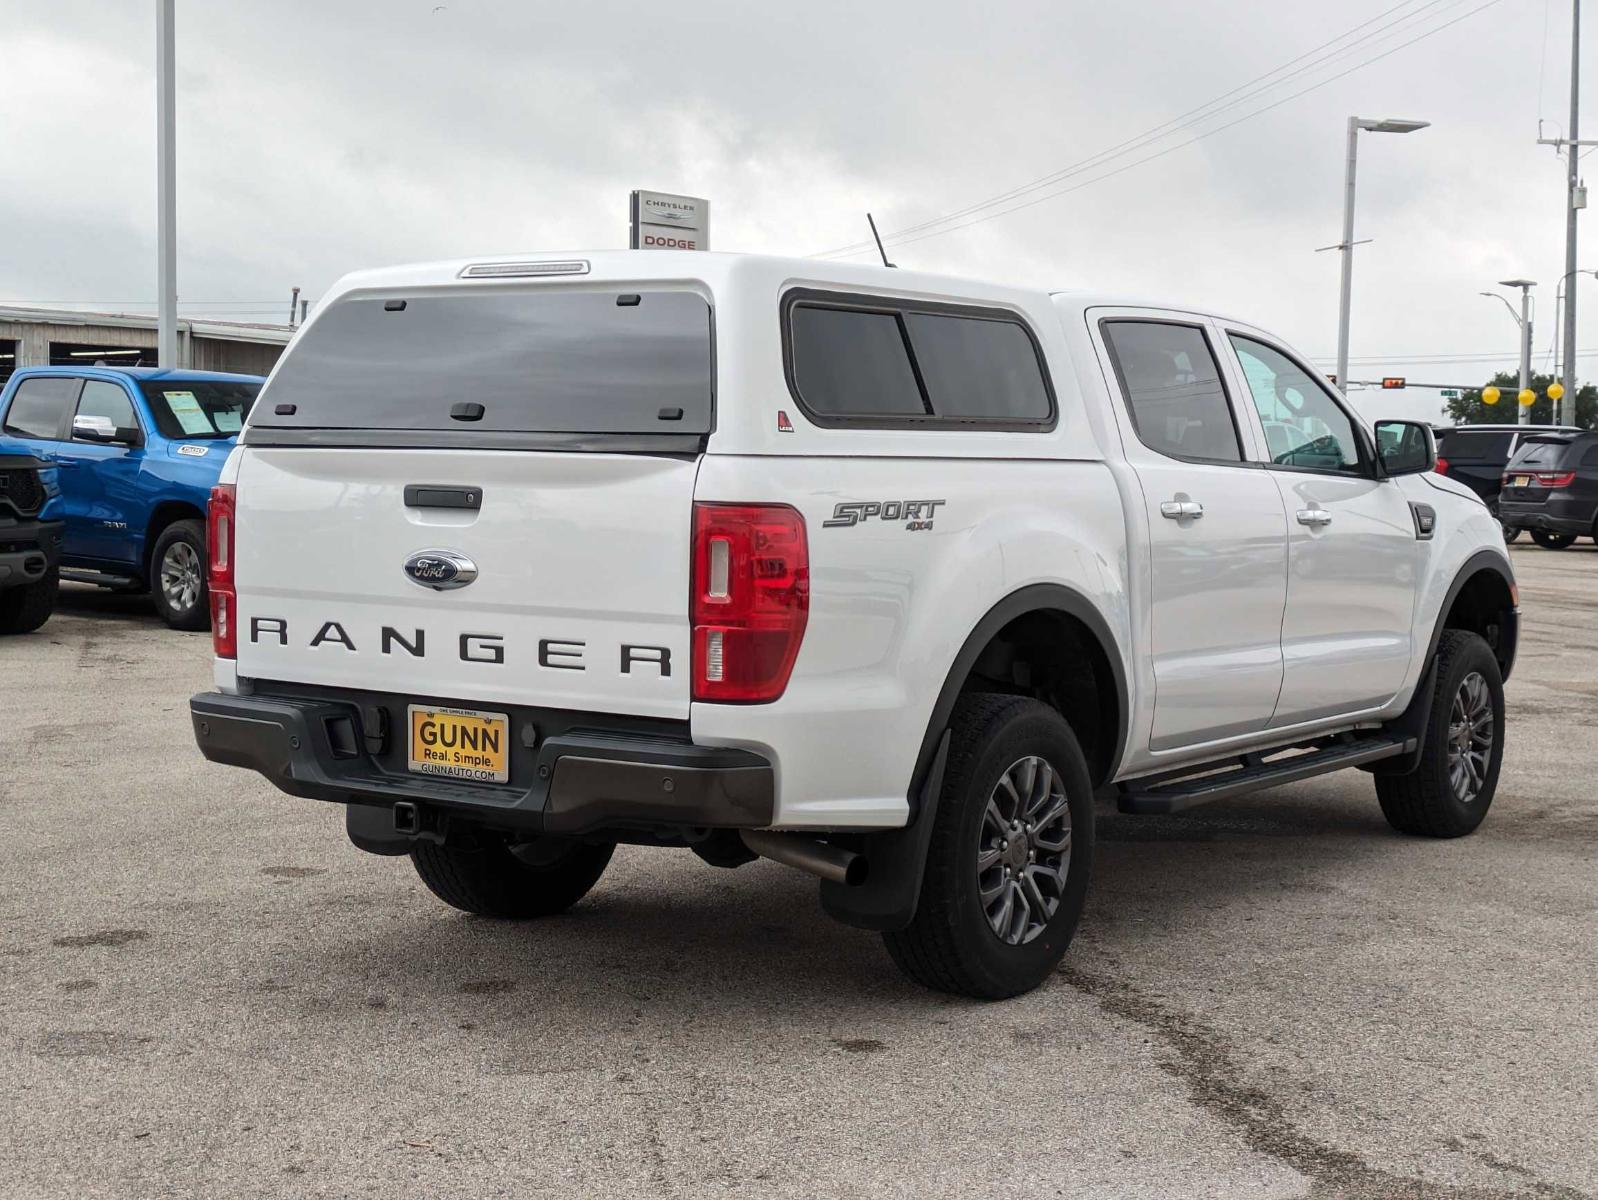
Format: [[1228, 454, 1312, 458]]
[[0, 0, 1586, 420]]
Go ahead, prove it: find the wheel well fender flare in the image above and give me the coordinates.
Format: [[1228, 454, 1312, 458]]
[[820, 583, 1128, 934], [910, 582, 1130, 800], [1422, 549, 1518, 681], [143, 500, 205, 578]]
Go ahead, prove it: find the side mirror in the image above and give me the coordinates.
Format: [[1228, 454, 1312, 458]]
[[72, 414, 142, 447], [1374, 419, 1435, 476]]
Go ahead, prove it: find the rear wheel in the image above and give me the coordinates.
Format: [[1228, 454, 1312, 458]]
[[884, 694, 1094, 1000], [411, 833, 614, 918], [150, 519, 209, 630], [1375, 630, 1504, 838], [1530, 529, 1576, 550], [0, 567, 58, 635]]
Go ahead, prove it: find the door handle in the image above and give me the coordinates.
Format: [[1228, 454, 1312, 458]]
[[1159, 500, 1204, 520], [1296, 508, 1333, 527]]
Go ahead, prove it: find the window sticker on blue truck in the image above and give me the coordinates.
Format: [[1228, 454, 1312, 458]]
[[163, 390, 213, 436]]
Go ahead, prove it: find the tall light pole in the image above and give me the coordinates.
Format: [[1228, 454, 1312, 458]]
[[1481, 280, 1536, 423], [1333, 116, 1430, 395], [1563, 0, 1581, 425], [156, 0, 177, 368]]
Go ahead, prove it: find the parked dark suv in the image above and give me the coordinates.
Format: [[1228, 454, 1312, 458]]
[[1435, 423, 1581, 541], [1498, 431, 1598, 549]]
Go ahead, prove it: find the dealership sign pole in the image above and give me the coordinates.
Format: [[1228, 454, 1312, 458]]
[[630, 191, 710, 251]]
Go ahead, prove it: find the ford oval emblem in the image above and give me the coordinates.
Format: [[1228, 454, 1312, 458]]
[[403, 549, 478, 591]]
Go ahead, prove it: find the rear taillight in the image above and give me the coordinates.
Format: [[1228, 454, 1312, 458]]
[[1535, 471, 1577, 487], [207, 483, 237, 659], [1433, 456, 1449, 475], [691, 503, 809, 703]]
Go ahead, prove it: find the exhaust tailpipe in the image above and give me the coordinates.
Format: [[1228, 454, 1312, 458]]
[[740, 829, 867, 887]]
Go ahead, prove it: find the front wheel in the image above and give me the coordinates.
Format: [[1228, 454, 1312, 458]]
[[411, 833, 614, 918], [1375, 630, 1504, 838], [150, 519, 210, 630], [1530, 529, 1576, 550], [884, 695, 1094, 1000], [0, 567, 58, 635]]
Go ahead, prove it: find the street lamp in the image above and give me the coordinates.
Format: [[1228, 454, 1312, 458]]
[[1480, 279, 1536, 424], [1332, 116, 1430, 394]]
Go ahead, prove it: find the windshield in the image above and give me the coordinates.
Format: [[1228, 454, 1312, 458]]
[[140, 381, 260, 440], [248, 288, 714, 437]]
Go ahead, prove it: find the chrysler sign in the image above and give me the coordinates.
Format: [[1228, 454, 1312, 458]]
[[630, 190, 709, 251]]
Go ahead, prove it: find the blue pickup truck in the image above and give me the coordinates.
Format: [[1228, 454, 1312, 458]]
[[0, 366, 263, 629]]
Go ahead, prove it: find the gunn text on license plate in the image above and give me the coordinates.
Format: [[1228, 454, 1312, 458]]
[[407, 705, 510, 783]]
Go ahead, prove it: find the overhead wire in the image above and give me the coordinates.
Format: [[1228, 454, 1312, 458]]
[[818, 0, 1504, 259]]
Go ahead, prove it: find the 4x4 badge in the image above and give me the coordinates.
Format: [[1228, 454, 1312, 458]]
[[403, 549, 479, 591]]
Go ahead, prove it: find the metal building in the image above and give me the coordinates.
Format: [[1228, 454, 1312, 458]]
[[0, 305, 291, 384]]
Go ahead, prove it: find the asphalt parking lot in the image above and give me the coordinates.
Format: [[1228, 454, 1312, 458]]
[[2, 545, 1594, 1200]]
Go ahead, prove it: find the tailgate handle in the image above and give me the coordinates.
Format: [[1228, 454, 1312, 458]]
[[404, 484, 482, 510]]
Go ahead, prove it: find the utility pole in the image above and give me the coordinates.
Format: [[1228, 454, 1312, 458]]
[[1541, 1, 1587, 424], [156, 0, 177, 368], [1564, 0, 1581, 425], [289, 286, 301, 328]]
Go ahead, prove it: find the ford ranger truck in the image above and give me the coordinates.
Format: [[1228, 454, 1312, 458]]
[[0, 446, 63, 634], [190, 252, 1517, 999]]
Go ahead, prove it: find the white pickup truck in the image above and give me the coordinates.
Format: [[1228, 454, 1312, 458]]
[[191, 251, 1516, 998]]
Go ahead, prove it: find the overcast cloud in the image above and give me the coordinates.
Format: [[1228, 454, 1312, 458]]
[[0, 0, 1584, 420]]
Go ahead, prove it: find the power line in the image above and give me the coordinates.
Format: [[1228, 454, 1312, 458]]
[[817, 0, 1455, 258], [820, 0, 1502, 259]]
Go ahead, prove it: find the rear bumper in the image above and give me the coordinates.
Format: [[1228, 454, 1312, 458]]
[[190, 687, 774, 836], [1498, 498, 1593, 535], [0, 519, 62, 588]]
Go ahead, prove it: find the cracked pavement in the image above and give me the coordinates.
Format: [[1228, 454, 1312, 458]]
[[1, 543, 1594, 1198]]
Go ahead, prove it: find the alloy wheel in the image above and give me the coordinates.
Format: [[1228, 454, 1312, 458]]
[[977, 755, 1072, 945], [160, 541, 202, 615], [1447, 671, 1494, 803]]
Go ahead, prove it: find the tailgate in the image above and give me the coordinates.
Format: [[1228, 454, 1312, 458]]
[[233, 447, 696, 718]]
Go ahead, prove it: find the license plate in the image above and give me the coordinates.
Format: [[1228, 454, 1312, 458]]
[[407, 705, 510, 783], [1513, 475, 1531, 487]]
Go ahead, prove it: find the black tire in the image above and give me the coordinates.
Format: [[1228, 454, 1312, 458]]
[[0, 567, 58, 635], [1375, 630, 1504, 838], [411, 834, 614, 918], [884, 694, 1094, 1000], [1530, 529, 1576, 550], [1501, 525, 1520, 544], [150, 519, 209, 631]]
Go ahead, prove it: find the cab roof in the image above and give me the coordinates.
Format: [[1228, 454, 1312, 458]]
[[9, 365, 265, 384]]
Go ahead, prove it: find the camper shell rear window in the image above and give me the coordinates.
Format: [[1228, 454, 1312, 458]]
[[249, 288, 713, 446]]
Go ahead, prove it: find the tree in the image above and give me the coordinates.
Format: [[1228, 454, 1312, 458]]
[[1446, 370, 1597, 428]]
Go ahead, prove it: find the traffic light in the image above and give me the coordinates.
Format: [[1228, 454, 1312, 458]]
[[1381, 377, 1406, 389]]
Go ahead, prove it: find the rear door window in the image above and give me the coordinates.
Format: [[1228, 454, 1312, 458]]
[[1100, 320, 1241, 463], [1581, 442, 1598, 468], [3, 376, 80, 440], [253, 289, 712, 437], [784, 291, 1055, 428]]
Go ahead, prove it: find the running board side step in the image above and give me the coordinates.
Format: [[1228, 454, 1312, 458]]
[[60, 567, 141, 588], [1117, 735, 1417, 815]]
